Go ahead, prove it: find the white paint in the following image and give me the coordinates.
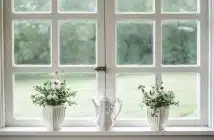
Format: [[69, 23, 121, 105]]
[[0, 0, 211, 128], [3, 0, 106, 127], [104, 0, 208, 127], [0, 127, 214, 136], [0, 0, 4, 128], [208, 0, 214, 129]]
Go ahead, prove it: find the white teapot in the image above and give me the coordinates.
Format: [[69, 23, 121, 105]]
[[92, 96, 122, 130]]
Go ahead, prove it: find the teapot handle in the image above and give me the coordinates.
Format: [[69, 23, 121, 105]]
[[114, 98, 122, 120]]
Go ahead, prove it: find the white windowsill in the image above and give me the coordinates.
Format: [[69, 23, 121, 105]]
[[0, 127, 214, 136]]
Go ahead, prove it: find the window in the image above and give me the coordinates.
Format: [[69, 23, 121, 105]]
[[3, 0, 208, 127]]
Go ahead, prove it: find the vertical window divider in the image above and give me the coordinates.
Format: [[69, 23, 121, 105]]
[[200, 0, 209, 126], [52, 0, 59, 70], [0, 0, 5, 128], [4, 0, 14, 126], [155, 0, 162, 86], [105, 0, 116, 99], [97, 0, 106, 97], [209, 0, 214, 128]]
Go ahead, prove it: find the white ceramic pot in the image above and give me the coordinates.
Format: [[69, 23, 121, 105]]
[[43, 105, 66, 131], [147, 107, 169, 131]]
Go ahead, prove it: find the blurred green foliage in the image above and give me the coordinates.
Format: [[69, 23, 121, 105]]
[[13, 0, 198, 65]]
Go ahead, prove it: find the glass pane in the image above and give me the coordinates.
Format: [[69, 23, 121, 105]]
[[59, 0, 97, 12], [13, 0, 51, 12], [162, 0, 198, 13], [116, 73, 154, 119], [117, 21, 153, 65], [64, 73, 97, 118], [14, 20, 51, 65], [116, 0, 153, 13], [162, 20, 198, 65], [14, 73, 97, 118], [162, 73, 198, 117], [14, 73, 49, 118], [60, 20, 96, 65]]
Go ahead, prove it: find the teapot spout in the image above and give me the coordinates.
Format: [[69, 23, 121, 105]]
[[92, 98, 98, 109]]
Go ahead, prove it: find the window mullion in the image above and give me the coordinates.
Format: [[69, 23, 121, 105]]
[[52, 0, 58, 13], [52, 0, 58, 70], [97, 0, 106, 97], [155, 0, 162, 86], [4, 0, 13, 126], [199, 0, 209, 126], [105, 0, 116, 99]]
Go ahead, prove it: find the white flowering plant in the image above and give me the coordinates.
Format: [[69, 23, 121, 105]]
[[138, 82, 179, 116], [31, 72, 77, 107]]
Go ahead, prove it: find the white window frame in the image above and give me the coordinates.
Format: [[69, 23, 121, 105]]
[[0, 0, 211, 127], [105, 0, 209, 127], [209, 0, 214, 129], [0, 0, 5, 129], [3, 0, 106, 127]]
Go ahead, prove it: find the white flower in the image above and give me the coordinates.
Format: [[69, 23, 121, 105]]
[[47, 95, 53, 100], [53, 94, 58, 100], [38, 94, 45, 98]]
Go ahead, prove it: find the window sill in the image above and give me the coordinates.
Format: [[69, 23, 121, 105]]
[[0, 127, 214, 136]]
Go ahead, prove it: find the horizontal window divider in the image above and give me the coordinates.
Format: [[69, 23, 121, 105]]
[[115, 13, 201, 20], [160, 13, 201, 19], [12, 66, 97, 73], [115, 66, 201, 73], [160, 66, 201, 72], [11, 13, 97, 20], [115, 14, 156, 20], [116, 67, 156, 73]]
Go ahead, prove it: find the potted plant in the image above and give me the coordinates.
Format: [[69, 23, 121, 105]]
[[31, 72, 77, 131], [138, 82, 179, 131]]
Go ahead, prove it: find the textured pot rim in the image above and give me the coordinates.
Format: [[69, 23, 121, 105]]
[[44, 104, 65, 109], [147, 106, 170, 110]]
